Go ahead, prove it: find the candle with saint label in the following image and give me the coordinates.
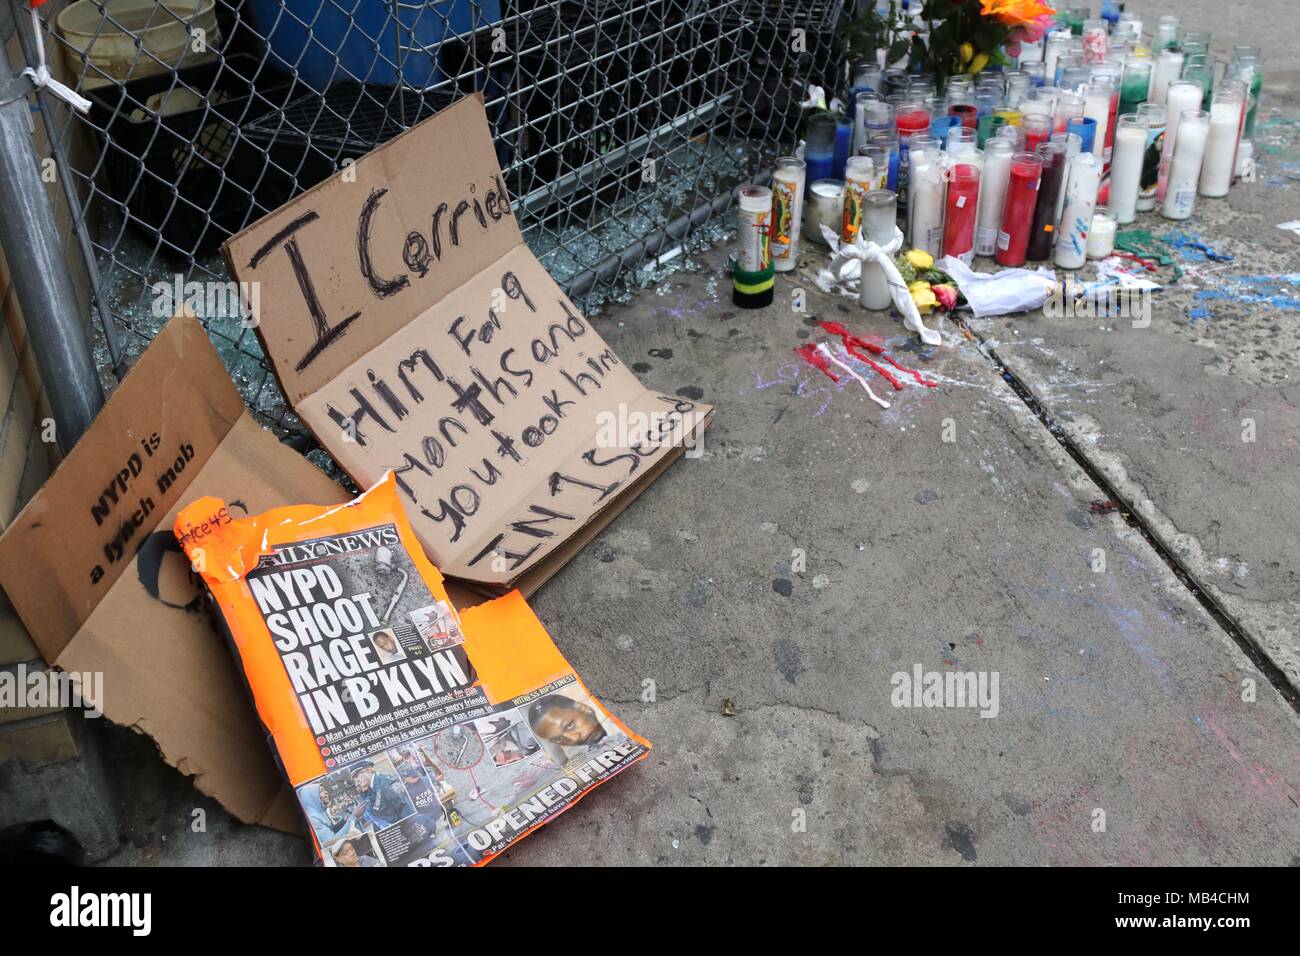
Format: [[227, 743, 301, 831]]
[[841, 155, 875, 242], [770, 158, 805, 273], [1135, 103, 1166, 211]]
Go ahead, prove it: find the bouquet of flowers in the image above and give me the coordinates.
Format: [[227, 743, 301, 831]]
[[846, 0, 1058, 91], [896, 249, 962, 314]]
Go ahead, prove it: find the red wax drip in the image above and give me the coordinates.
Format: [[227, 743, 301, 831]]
[[816, 321, 938, 388], [795, 344, 839, 382]]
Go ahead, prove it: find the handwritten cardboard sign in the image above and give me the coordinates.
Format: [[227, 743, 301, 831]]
[[224, 94, 710, 593], [0, 315, 349, 831]]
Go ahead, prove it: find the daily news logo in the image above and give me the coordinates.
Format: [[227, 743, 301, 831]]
[[50, 887, 151, 936]]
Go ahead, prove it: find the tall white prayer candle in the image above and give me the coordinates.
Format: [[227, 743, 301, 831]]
[[1157, 82, 1204, 203], [1200, 83, 1246, 197], [975, 139, 1015, 257], [1055, 152, 1102, 270], [859, 190, 898, 311], [770, 157, 806, 272], [1163, 110, 1209, 219], [1082, 82, 1112, 159], [909, 148, 947, 256], [1110, 114, 1145, 223], [1051, 130, 1081, 226], [1086, 205, 1117, 258], [1150, 48, 1185, 106]]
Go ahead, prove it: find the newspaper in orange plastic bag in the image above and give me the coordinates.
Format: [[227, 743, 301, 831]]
[[174, 472, 649, 866]]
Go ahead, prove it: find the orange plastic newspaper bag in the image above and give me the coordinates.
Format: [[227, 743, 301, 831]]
[[174, 472, 648, 867]]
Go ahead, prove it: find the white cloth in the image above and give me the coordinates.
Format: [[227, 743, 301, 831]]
[[814, 225, 942, 346]]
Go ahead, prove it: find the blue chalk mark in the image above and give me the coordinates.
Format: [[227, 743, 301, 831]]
[[1162, 229, 1234, 262]]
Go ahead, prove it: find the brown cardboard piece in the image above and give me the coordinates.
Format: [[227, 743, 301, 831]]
[[0, 315, 349, 832], [224, 93, 711, 595]]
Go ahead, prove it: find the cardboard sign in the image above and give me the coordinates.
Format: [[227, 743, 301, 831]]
[[0, 315, 349, 832], [224, 94, 711, 594]]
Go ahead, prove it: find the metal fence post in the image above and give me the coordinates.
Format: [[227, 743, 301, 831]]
[[0, 39, 103, 451]]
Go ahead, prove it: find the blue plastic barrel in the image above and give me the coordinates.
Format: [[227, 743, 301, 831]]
[[249, 0, 502, 90]]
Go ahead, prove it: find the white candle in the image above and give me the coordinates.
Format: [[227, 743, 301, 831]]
[[1082, 82, 1111, 159], [1162, 110, 1209, 219], [1158, 81, 1203, 202], [1200, 84, 1245, 197], [1052, 130, 1081, 225], [909, 147, 947, 256], [770, 157, 806, 272], [1055, 152, 1102, 270], [1086, 206, 1117, 258], [976, 139, 1015, 257], [804, 179, 844, 246], [859, 190, 898, 310], [1150, 49, 1185, 105], [1110, 114, 1145, 223]]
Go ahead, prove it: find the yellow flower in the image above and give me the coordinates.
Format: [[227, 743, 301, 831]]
[[959, 42, 974, 64], [905, 249, 934, 270], [967, 52, 990, 74], [910, 284, 938, 314]]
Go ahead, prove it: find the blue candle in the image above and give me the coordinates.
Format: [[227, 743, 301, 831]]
[[832, 114, 854, 179], [930, 115, 959, 143], [1067, 116, 1097, 155], [804, 113, 837, 194]]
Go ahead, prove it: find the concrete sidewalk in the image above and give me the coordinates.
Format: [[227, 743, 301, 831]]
[[102, 230, 1300, 867]]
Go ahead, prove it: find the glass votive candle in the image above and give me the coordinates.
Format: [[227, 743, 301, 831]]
[[1086, 205, 1117, 258], [804, 178, 845, 246]]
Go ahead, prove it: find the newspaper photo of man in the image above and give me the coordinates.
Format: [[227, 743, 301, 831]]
[[528, 690, 613, 748], [350, 758, 416, 830], [326, 834, 384, 868], [369, 628, 406, 665]]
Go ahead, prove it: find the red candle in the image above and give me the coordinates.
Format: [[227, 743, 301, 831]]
[[897, 107, 931, 137], [941, 162, 981, 262], [949, 103, 978, 130], [995, 152, 1043, 267], [1023, 115, 1052, 154], [1105, 87, 1119, 165]]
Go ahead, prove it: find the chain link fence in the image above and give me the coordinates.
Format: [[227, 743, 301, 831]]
[[11, 0, 852, 441]]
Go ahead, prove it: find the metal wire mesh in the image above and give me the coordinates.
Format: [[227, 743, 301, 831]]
[[15, 0, 849, 440]]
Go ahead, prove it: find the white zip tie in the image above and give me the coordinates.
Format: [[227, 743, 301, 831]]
[[816, 342, 890, 410], [18, 6, 92, 114]]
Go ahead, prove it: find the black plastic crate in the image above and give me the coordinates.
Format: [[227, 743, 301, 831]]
[[241, 81, 456, 159], [87, 54, 299, 255]]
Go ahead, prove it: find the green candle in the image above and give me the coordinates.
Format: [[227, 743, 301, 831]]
[[1118, 59, 1151, 116]]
